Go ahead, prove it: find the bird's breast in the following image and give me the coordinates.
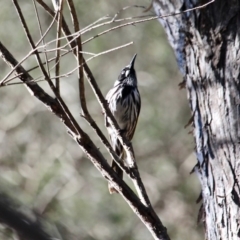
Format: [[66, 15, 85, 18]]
[[108, 86, 139, 130]]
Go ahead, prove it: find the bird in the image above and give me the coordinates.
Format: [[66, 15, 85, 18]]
[[105, 54, 141, 194]]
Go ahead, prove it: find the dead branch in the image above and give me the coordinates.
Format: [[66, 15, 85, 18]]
[[0, 1, 178, 239], [32, 0, 51, 77], [54, 0, 64, 94], [0, 38, 170, 240], [35, 0, 153, 208]]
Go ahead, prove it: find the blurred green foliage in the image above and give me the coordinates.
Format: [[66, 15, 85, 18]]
[[0, 1, 203, 239]]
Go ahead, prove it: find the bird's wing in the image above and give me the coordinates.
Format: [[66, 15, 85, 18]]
[[126, 89, 141, 140]]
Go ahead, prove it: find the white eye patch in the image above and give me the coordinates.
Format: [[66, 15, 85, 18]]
[[125, 69, 130, 77]]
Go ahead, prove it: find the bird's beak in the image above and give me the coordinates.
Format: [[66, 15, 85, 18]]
[[129, 54, 137, 70]]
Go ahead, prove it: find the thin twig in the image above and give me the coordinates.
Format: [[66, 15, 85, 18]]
[[65, 0, 85, 117], [32, 0, 51, 76], [55, 0, 64, 94], [66, 0, 127, 179], [82, 0, 215, 45], [111, 5, 145, 21], [2, 44, 129, 86], [2, 50, 69, 86], [2, 1, 214, 238], [40, 42, 133, 81], [0, 12, 58, 86], [36, 0, 152, 208], [28, 43, 133, 86], [12, 0, 83, 138], [0, 40, 170, 240], [80, 15, 110, 33], [66, 0, 133, 193], [35, 0, 153, 214], [12, 0, 57, 96]]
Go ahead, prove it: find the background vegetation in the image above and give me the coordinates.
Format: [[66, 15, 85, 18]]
[[0, 1, 202, 239]]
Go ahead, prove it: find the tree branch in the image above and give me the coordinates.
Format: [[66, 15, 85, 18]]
[[36, 0, 153, 208], [53, 0, 64, 94], [0, 39, 170, 240]]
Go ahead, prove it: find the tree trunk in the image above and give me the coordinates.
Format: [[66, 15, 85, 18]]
[[153, 0, 240, 239]]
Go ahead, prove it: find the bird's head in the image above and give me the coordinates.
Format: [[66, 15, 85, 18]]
[[116, 54, 137, 87]]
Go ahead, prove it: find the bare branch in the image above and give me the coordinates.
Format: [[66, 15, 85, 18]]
[[82, 0, 215, 45], [2, 43, 132, 86], [65, 0, 135, 202], [0, 40, 170, 240], [32, 0, 51, 76], [13, 0, 56, 94], [35, 0, 153, 209], [65, 0, 85, 117], [13, 0, 85, 139], [54, 0, 64, 94], [43, 42, 133, 80], [0, 11, 58, 86], [111, 5, 146, 21]]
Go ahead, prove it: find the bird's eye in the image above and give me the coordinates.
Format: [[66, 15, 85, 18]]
[[118, 68, 130, 81], [121, 69, 129, 77], [121, 70, 125, 76]]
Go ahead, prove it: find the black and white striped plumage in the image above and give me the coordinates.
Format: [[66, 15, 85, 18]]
[[105, 54, 141, 193]]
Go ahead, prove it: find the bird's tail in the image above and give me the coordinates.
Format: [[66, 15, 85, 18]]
[[108, 139, 124, 194]]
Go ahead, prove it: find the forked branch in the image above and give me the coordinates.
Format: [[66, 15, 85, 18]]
[[0, 40, 169, 240], [1, 1, 171, 239], [36, 0, 152, 209]]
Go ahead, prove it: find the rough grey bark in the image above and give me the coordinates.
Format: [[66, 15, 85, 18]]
[[153, 0, 240, 239]]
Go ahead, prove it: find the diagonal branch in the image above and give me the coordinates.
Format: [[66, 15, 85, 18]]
[[0, 39, 170, 240], [53, 0, 64, 94], [0, 12, 58, 86], [64, 0, 149, 205], [13, 0, 84, 138], [2, 42, 132, 87], [35, 0, 152, 209], [32, 0, 51, 77], [12, 0, 56, 95], [65, 0, 85, 116]]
